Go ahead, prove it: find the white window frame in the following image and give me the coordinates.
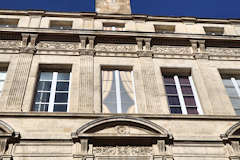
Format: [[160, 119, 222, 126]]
[[173, 75, 203, 115], [0, 71, 7, 96], [35, 72, 71, 112], [103, 70, 138, 114]]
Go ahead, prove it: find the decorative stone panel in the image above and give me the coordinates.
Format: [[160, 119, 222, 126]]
[[152, 45, 191, 55], [0, 40, 21, 49], [95, 43, 137, 52], [207, 47, 240, 55], [37, 41, 79, 50], [93, 146, 153, 156]]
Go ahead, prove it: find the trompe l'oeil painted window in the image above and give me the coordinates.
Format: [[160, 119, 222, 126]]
[[101, 70, 137, 114], [163, 75, 203, 115], [33, 72, 71, 112]]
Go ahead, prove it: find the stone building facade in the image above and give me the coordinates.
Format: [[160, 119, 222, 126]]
[[1, 0, 240, 160]]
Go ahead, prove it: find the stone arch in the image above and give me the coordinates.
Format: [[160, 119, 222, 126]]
[[0, 120, 20, 157], [221, 122, 240, 160], [71, 116, 173, 160], [73, 116, 170, 136], [222, 122, 240, 138], [0, 120, 15, 135]]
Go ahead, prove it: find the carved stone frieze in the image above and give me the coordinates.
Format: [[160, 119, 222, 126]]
[[207, 47, 240, 56], [93, 146, 153, 156], [152, 45, 191, 55], [95, 43, 137, 52], [0, 40, 21, 49], [37, 41, 79, 50]]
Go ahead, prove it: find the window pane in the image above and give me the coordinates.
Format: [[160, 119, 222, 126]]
[[165, 85, 177, 94], [56, 82, 69, 91], [170, 107, 182, 114], [184, 96, 196, 106], [187, 107, 198, 114], [164, 77, 175, 84], [235, 108, 240, 115], [57, 73, 70, 80], [179, 76, 190, 85], [181, 86, 193, 95], [35, 92, 50, 103], [236, 80, 240, 86], [222, 79, 233, 86], [54, 93, 68, 103], [226, 87, 238, 97], [53, 104, 68, 112], [37, 81, 52, 91], [40, 72, 53, 81], [33, 104, 48, 112], [168, 96, 180, 105], [0, 81, 4, 91], [0, 72, 6, 80], [230, 98, 240, 108]]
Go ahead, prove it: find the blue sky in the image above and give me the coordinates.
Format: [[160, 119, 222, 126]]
[[1, 0, 240, 19]]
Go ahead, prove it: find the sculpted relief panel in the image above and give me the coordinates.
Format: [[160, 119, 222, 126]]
[[207, 47, 240, 56], [152, 45, 191, 55], [93, 146, 153, 156], [37, 41, 79, 50], [95, 43, 137, 52], [0, 40, 21, 49]]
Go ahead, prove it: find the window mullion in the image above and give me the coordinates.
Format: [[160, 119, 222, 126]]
[[174, 75, 187, 115], [115, 70, 122, 113], [131, 71, 138, 113], [189, 76, 203, 115], [231, 78, 240, 98], [48, 72, 58, 112]]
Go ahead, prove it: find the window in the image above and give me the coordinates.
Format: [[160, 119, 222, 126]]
[[0, 18, 18, 28], [0, 71, 7, 96], [204, 26, 224, 36], [49, 20, 72, 30], [154, 25, 175, 33], [103, 23, 125, 31], [163, 72, 203, 115], [221, 76, 240, 115], [101, 68, 137, 114], [33, 71, 71, 112]]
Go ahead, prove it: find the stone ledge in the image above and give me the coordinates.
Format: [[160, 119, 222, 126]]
[[0, 112, 240, 120]]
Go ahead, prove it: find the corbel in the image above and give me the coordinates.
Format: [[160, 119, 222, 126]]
[[198, 40, 206, 53], [80, 139, 88, 154], [190, 40, 198, 53], [144, 38, 152, 51], [157, 140, 166, 154], [136, 38, 144, 51], [231, 141, 240, 154], [88, 36, 96, 49], [0, 138, 8, 156], [28, 34, 38, 48], [21, 33, 29, 48], [20, 33, 38, 54], [190, 39, 208, 59], [79, 36, 88, 49]]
